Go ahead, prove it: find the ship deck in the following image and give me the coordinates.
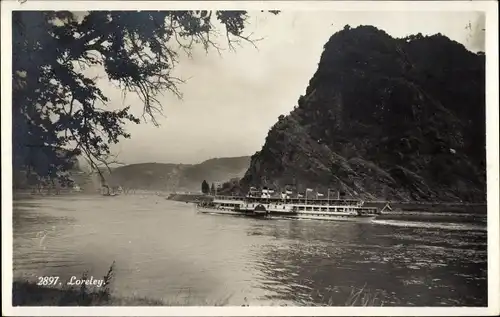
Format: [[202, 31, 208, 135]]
[[212, 195, 363, 206]]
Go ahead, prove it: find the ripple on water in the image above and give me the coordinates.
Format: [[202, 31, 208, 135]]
[[372, 219, 486, 232]]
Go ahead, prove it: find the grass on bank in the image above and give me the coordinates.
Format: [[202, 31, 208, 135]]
[[12, 261, 231, 306], [13, 281, 382, 306], [13, 262, 382, 306]]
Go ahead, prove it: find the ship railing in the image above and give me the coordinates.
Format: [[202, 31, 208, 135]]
[[214, 195, 363, 205], [356, 200, 365, 207], [213, 195, 245, 201], [291, 200, 360, 206]]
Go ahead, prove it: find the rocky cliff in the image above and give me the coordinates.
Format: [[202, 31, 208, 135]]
[[240, 26, 486, 202]]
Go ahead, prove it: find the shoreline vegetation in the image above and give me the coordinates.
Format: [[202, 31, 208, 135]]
[[12, 263, 383, 306]]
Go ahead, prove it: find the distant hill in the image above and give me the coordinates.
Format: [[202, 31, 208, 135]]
[[109, 156, 251, 192], [240, 26, 486, 203]]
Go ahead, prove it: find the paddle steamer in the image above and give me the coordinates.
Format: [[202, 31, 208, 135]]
[[196, 188, 381, 222]]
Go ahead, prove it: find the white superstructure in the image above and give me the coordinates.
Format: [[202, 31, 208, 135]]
[[196, 189, 380, 222]]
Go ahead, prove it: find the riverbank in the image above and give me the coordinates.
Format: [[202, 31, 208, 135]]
[[367, 201, 486, 213], [11, 260, 230, 306], [11, 259, 380, 306], [12, 280, 383, 306], [12, 281, 189, 306], [166, 193, 211, 203]]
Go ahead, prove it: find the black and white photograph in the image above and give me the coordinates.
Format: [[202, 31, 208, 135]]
[[2, 0, 499, 315]]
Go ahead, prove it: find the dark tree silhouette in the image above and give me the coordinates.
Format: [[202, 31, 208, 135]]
[[12, 10, 279, 185], [201, 180, 209, 194]]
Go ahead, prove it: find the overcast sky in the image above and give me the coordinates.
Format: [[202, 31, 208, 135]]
[[92, 10, 485, 165]]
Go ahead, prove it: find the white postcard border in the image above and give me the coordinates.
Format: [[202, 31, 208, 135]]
[[1, 1, 498, 316]]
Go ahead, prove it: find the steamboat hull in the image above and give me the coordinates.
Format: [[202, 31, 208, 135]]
[[290, 214, 376, 222], [196, 206, 376, 222], [196, 206, 269, 218]]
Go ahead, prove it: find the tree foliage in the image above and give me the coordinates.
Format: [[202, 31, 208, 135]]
[[12, 10, 278, 185], [201, 180, 209, 194]]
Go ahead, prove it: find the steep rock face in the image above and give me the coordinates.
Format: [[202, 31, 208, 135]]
[[241, 26, 486, 202]]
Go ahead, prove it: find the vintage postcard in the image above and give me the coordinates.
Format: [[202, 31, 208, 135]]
[[1, 0, 499, 316]]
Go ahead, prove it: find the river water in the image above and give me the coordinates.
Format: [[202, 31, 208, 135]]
[[12, 194, 487, 306]]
